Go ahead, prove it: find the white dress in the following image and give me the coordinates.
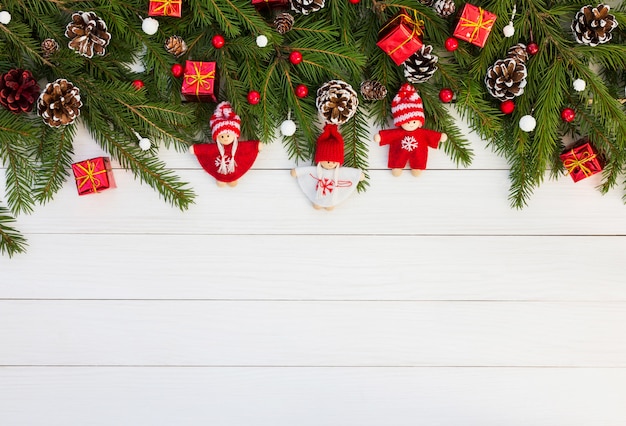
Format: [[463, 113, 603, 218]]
[[294, 165, 362, 208]]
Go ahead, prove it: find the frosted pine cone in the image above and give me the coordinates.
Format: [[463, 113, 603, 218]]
[[360, 80, 388, 101], [506, 43, 529, 64], [485, 58, 527, 101], [403, 45, 439, 84], [290, 0, 324, 15], [0, 69, 40, 114], [164, 35, 188, 57], [274, 12, 295, 34], [65, 11, 112, 58], [41, 38, 60, 58], [37, 79, 82, 127], [571, 4, 618, 46], [432, 0, 455, 18], [316, 80, 359, 125]]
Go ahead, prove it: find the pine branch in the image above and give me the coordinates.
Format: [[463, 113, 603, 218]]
[[32, 124, 76, 204], [0, 204, 28, 257], [341, 110, 370, 191]]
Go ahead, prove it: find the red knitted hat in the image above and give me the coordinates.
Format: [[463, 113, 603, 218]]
[[391, 83, 425, 127], [314, 124, 344, 164], [210, 101, 241, 141]]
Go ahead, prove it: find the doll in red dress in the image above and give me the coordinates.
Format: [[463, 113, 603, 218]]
[[190, 101, 260, 187], [374, 83, 447, 177]]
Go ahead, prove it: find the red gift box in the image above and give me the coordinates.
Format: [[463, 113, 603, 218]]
[[71, 157, 115, 195], [453, 4, 496, 48], [377, 11, 424, 66], [251, 0, 289, 10], [182, 61, 218, 102], [560, 140, 604, 182], [148, 0, 182, 17]]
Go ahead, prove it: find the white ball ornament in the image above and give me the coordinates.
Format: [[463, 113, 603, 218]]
[[0, 11, 12, 25], [519, 115, 537, 132], [503, 23, 515, 38], [280, 119, 297, 137], [573, 78, 586, 92], [138, 137, 152, 151], [256, 35, 268, 48], [142, 17, 159, 35]]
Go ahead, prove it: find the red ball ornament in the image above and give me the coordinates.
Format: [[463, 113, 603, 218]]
[[212, 34, 225, 49], [349, 0, 360, 3], [500, 100, 515, 115], [171, 63, 184, 78], [289, 51, 303, 65], [247, 90, 261, 105], [439, 88, 454, 103], [131, 79, 145, 90], [561, 107, 576, 123], [295, 84, 309, 98], [444, 37, 459, 52], [527, 42, 539, 56]]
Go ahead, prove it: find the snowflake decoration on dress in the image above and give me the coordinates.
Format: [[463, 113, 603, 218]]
[[401, 136, 418, 152]]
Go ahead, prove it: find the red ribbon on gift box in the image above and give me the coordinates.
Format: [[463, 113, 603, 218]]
[[75, 160, 107, 193], [151, 0, 182, 16], [563, 149, 598, 178], [379, 11, 424, 56], [458, 7, 495, 44], [184, 63, 216, 96]]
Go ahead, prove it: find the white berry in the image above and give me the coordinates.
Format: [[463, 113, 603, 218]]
[[256, 35, 268, 48], [573, 78, 586, 92], [519, 115, 537, 132], [138, 138, 151, 151], [503, 23, 515, 37], [0, 11, 11, 25], [142, 17, 159, 35], [280, 119, 296, 137]]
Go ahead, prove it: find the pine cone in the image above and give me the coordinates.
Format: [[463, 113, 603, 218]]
[[65, 11, 112, 58], [360, 80, 388, 101], [403, 45, 439, 84], [485, 58, 527, 101], [316, 80, 359, 125], [418, 0, 434, 5], [37, 79, 82, 127], [0, 69, 41, 114], [431, 0, 455, 18], [41, 38, 60, 58], [164, 35, 188, 57], [290, 0, 324, 15], [571, 4, 618, 47], [274, 12, 295, 34], [506, 43, 529, 64]]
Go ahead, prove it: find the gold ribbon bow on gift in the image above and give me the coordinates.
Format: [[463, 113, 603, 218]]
[[76, 160, 107, 193], [380, 11, 424, 56], [185, 63, 216, 96], [563, 149, 597, 178], [152, 0, 182, 16], [458, 7, 495, 43]]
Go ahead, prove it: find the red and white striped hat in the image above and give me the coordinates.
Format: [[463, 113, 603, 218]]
[[210, 101, 241, 141], [391, 83, 425, 127]]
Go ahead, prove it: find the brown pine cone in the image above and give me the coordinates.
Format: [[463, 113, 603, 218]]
[[485, 58, 527, 101], [404, 45, 439, 84], [37, 79, 82, 127], [571, 4, 618, 47], [431, 0, 455, 18], [506, 43, 529, 64], [274, 12, 295, 34], [316, 80, 359, 125], [164, 35, 188, 57], [41, 38, 60, 58], [65, 11, 112, 58], [0, 69, 41, 114], [290, 0, 324, 15], [360, 80, 387, 101]]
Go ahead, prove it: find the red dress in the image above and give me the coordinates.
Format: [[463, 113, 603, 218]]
[[192, 140, 260, 183], [378, 128, 442, 170]]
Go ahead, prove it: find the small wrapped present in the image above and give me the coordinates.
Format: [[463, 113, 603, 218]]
[[181, 61, 218, 102], [71, 157, 115, 195], [377, 11, 424, 66], [251, 0, 288, 10], [453, 4, 496, 48], [148, 0, 182, 17], [560, 140, 604, 182]]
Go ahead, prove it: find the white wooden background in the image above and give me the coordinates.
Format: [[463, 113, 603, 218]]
[[1, 108, 626, 425]]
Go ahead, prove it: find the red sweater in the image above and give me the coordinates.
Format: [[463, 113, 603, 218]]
[[192, 140, 260, 183], [378, 127, 442, 170]]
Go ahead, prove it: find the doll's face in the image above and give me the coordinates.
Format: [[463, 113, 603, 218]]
[[217, 132, 236, 145], [319, 161, 340, 170], [401, 120, 422, 131]]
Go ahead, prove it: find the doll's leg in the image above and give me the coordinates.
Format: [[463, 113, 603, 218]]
[[216, 180, 227, 187], [391, 168, 403, 176], [228, 180, 238, 187], [410, 169, 423, 177]]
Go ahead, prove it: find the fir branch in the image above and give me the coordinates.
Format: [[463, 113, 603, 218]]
[[32, 125, 75, 204], [341, 110, 370, 191], [0, 205, 28, 257]]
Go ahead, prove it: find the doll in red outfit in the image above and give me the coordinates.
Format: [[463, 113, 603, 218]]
[[374, 83, 447, 177], [190, 101, 260, 187]]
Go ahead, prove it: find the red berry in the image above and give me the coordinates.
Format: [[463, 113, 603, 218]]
[[500, 100, 515, 115], [295, 84, 309, 98], [439, 88, 454, 103], [247, 90, 261, 105], [212, 34, 225, 49], [289, 51, 303, 65], [131, 79, 145, 90], [349, 0, 360, 3], [527, 42, 539, 56], [171, 63, 184, 78], [444, 37, 459, 52], [561, 107, 576, 123]]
